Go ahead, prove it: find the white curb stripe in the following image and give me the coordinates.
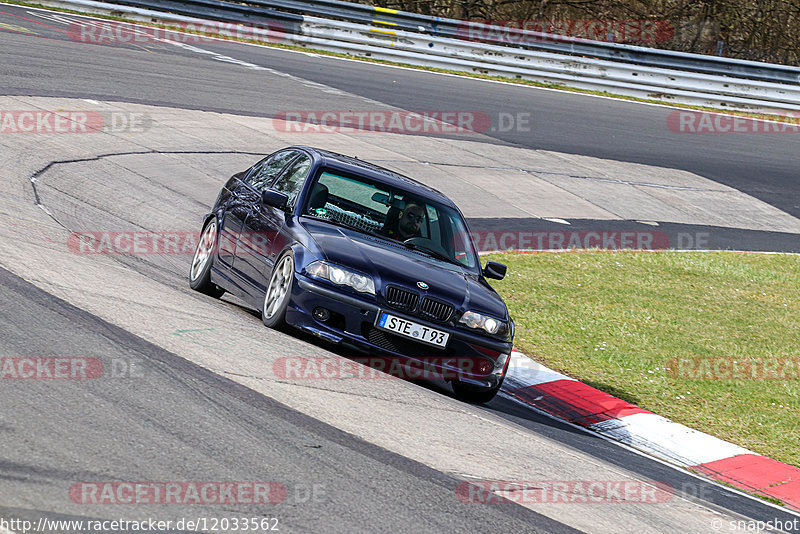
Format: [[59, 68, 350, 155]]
[[589, 412, 755, 467], [503, 351, 754, 468], [504, 350, 575, 389]]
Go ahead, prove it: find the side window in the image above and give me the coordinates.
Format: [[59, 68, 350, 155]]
[[271, 154, 312, 207], [245, 149, 299, 191]]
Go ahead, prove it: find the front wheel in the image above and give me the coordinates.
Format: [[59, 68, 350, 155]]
[[452, 379, 503, 404], [189, 218, 225, 298], [262, 249, 295, 328]]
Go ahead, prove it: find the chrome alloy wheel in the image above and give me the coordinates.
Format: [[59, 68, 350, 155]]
[[190, 219, 217, 282], [263, 253, 294, 320]]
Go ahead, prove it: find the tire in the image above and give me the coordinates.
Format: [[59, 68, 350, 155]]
[[189, 218, 225, 298], [452, 378, 503, 404], [262, 249, 295, 328]]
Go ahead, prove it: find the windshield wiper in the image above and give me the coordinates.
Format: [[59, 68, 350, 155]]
[[402, 241, 463, 267], [307, 215, 463, 266], [306, 214, 352, 231], [307, 214, 387, 240]]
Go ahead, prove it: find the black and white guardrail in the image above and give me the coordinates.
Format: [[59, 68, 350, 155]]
[[28, 0, 800, 111], [105, 0, 800, 85]]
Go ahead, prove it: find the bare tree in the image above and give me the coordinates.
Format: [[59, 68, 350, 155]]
[[359, 0, 800, 64]]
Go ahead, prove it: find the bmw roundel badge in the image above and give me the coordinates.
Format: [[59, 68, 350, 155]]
[[417, 281, 429, 290]]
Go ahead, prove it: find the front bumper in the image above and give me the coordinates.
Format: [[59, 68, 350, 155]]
[[286, 274, 512, 389]]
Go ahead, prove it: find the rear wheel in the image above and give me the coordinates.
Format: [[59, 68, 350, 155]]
[[189, 218, 225, 298], [262, 250, 295, 328], [452, 379, 503, 404]]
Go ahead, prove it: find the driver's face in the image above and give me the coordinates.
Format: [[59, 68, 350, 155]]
[[398, 204, 424, 237]]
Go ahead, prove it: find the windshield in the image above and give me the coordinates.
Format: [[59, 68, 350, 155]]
[[303, 169, 479, 270]]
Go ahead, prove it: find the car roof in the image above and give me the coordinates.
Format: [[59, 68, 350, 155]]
[[293, 146, 456, 207]]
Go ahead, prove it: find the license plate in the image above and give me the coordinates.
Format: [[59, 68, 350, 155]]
[[376, 312, 449, 348]]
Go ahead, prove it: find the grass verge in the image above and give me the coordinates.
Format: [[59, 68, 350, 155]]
[[486, 250, 800, 467]]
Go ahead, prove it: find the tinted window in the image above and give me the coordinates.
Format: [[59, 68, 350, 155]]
[[271, 154, 312, 207], [246, 149, 299, 191]]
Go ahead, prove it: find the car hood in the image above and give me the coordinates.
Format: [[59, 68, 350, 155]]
[[302, 219, 508, 319]]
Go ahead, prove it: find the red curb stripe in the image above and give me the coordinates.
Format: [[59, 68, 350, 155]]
[[509, 379, 652, 426], [693, 454, 800, 510], [768, 480, 800, 507]]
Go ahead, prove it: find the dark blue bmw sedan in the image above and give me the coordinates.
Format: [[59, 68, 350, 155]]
[[189, 146, 513, 402]]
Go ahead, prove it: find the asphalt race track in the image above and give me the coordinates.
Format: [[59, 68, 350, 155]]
[[1, 5, 799, 533], [0, 265, 576, 533]]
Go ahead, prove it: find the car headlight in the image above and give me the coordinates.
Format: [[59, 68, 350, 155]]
[[306, 261, 375, 295], [459, 310, 509, 336]]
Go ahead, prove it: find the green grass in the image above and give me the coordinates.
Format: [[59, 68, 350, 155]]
[[486, 250, 800, 466]]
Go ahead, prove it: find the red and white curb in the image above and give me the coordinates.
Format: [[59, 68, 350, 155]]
[[501, 350, 800, 510]]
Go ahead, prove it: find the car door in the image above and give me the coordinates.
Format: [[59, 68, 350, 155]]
[[217, 166, 262, 270], [231, 149, 300, 284], [217, 149, 300, 277], [236, 153, 313, 296]]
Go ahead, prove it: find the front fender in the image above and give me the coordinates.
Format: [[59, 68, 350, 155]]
[[289, 242, 313, 274]]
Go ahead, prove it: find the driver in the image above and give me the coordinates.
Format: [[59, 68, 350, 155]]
[[382, 200, 425, 241]]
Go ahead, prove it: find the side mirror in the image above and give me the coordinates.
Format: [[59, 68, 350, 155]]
[[483, 261, 507, 280], [261, 190, 289, 211]]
